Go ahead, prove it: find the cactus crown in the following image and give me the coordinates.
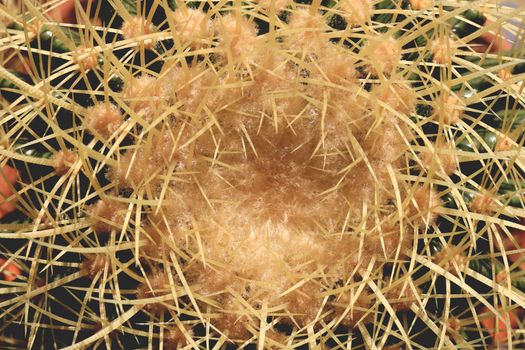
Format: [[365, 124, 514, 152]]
[[1, 0, 525, 348]]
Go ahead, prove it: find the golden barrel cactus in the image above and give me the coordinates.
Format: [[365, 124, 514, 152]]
[[0, 0, 524, 348]]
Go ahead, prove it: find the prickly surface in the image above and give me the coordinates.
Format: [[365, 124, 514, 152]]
[[105, 9, 419, 335], [1, 0, 525, 348]]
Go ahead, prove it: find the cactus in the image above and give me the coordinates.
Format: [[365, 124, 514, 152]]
[[0, 0, 524, 348]]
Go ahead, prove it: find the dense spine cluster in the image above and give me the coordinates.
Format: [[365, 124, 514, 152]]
[[0, 0, 524, 348]]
